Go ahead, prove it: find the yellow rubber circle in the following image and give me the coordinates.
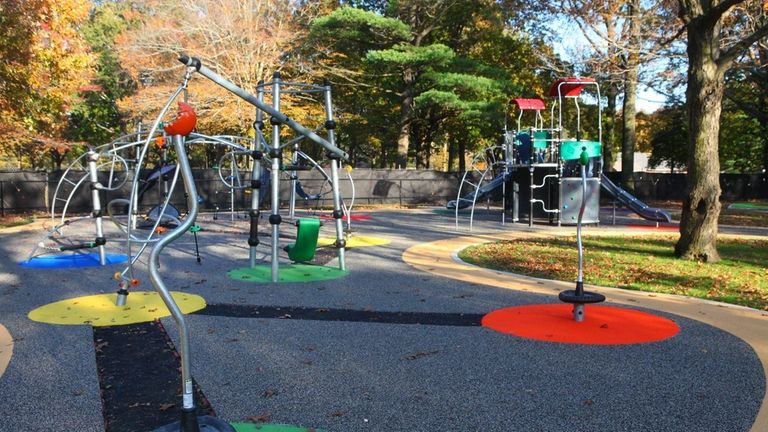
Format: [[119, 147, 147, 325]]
[[28, 291, 207, 327], [317, 235, 390, 248]]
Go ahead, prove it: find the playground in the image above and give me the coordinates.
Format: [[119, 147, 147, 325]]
[[1, 61, 767, 432]]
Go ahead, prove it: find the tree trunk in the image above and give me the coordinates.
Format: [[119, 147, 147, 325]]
[[458, 138, 466, 173], [396, 67, 416, 169], [675, 24, 724, 262], [379, 142, 387, 168], [604, 82, 618, 171], [761, 94, 768, 173], [620, 0, 639, 190], [413, 120, 422, 168], [621, 75, 637, 190]]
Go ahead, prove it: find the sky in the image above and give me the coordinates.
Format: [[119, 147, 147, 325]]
[[550, 16, 671, 114]]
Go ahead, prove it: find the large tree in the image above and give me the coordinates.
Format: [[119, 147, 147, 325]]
[[674, 0, 768, 262], [723, 15, 768, 173], [648, 104, 688, 173], [555, 0, 677, 185], [308, 2, 544, 169], [310, 2, 471, 168], [0, 0, 93, 170], [117, 0, 309, 135], [66, 1, 138, 147]]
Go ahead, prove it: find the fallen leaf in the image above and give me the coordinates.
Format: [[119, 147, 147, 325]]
[[246, 413, 271, 423], [95, 341, 109, 354], [402, 350, 439, 361]]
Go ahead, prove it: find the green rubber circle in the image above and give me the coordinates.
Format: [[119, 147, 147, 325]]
[[228, 263, 348, 283]]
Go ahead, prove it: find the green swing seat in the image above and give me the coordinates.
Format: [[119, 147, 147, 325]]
[[284, 218, 321, 262]]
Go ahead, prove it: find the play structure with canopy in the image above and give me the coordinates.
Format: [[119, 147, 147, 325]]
[[449, 77, 671, 230]]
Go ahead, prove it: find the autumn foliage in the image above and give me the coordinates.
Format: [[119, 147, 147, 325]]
[[0, 0, 93, 169]]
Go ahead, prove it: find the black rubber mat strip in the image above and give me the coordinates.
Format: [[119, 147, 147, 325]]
[[197, 303, 484, 327], [93, 321, 215, 432]]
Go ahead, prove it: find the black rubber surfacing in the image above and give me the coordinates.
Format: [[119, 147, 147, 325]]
[[92, 305, 482, 431], [197, 303, 485, 326], [93, 321, 215, 432]]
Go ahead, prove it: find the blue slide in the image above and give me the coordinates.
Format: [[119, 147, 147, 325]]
[[447, 173, 509, 210], [600, 174, 672, 223]]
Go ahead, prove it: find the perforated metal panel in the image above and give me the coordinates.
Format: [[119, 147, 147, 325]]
[[560, 177, 600, 224]]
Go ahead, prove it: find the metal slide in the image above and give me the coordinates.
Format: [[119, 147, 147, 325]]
[[446, 173, 508, 210], [600, 174, 672, 223]]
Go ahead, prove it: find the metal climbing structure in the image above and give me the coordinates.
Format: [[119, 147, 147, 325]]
[[245, 71, 350, 282], [448, 77, 605, 230], [510, 78, 603, 226]]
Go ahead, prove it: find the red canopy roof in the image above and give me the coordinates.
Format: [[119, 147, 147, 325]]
[[512, 98, 545, 110], [548, 77, 597, 97]]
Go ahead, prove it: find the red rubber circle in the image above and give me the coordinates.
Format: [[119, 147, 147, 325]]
[[482, 304, 680, 345]]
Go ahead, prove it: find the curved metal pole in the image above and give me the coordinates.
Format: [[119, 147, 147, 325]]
[[148, 134, 200, 412], [573, 156, 588, 322], [576, 162, 586, 289]]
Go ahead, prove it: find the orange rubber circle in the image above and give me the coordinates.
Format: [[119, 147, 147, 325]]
[[482, 304, 680, 345]]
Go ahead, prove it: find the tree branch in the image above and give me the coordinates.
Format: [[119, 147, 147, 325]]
[[718, 23, 768, 72], [710, 0, 749, 21], [655, 24, 687, 48]]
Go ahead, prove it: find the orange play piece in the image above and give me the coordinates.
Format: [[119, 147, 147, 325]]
[[482, 304, 679, 345], [163, 101, 197, 136]]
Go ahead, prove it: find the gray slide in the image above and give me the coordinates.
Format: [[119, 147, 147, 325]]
[[447, 173, 508, 210], [600, 174, 672, 223]]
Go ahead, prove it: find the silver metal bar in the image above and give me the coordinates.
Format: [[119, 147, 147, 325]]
[[289, 142, 298, 219], [149, 134, 200, 411], [229, 152, 236, 221], [126, 84, 187, 280], [271, 72, 281, 282], [250, 85, 265, 268], [86, 150, 106, 265], [577, 164, 586, 285], [324, 82, 345, 270]]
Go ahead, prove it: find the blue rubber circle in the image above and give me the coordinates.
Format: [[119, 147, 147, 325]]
[[19, 253, 129, 269]]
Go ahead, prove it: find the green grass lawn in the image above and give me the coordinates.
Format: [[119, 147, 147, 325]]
[[459, 235, 768, 310]]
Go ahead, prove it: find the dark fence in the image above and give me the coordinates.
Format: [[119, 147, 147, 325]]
[[601, 172, 768, 202], [0, 169, 463, 216], [1, 169, 766, 216]]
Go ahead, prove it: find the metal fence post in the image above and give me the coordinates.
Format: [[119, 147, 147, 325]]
[[1, 181, 4, 217]]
